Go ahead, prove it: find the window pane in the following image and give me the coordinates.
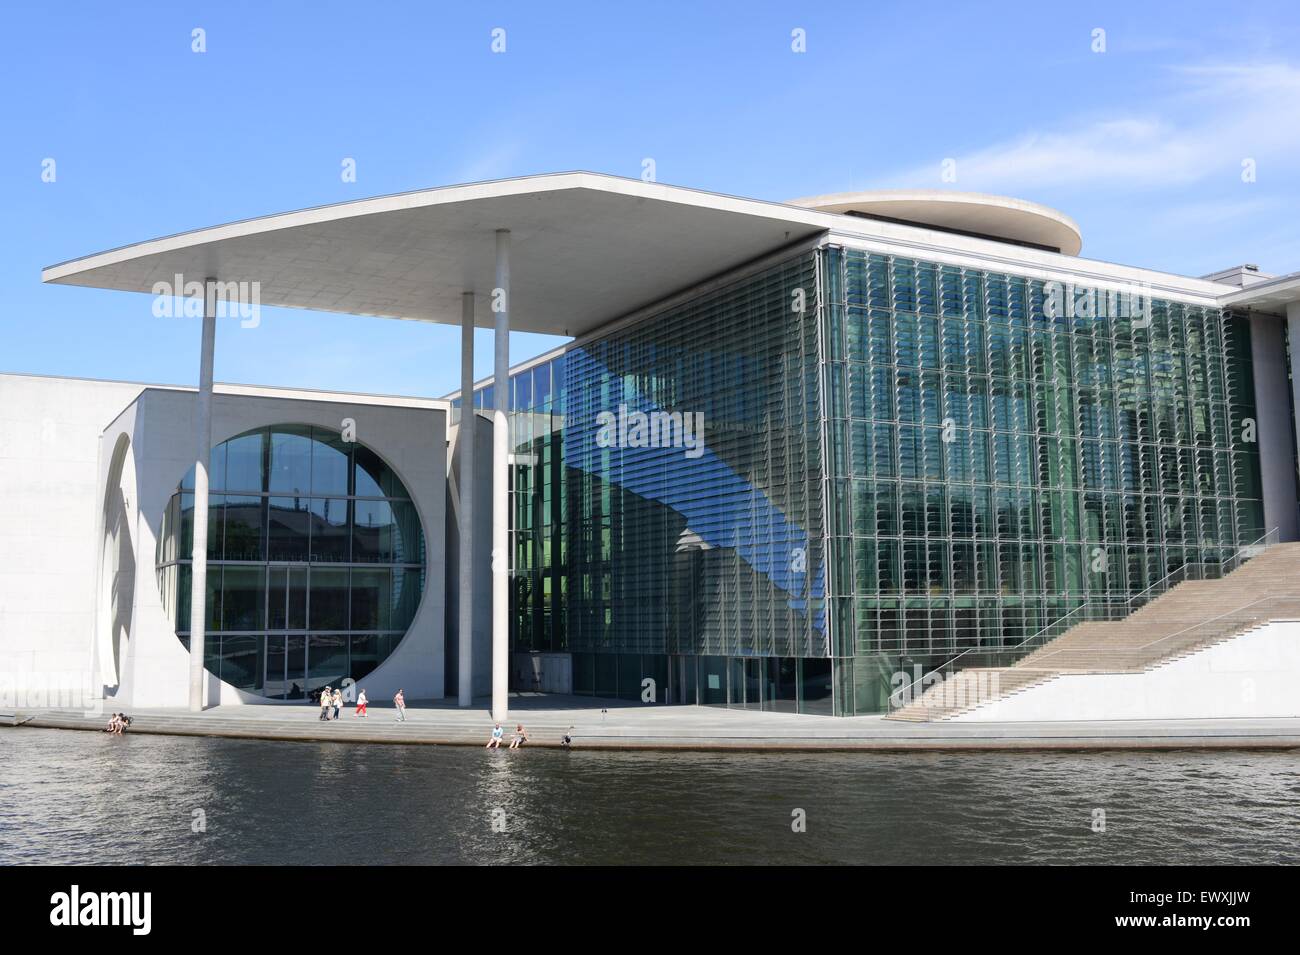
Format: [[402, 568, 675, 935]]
[[309, 567, 348, 630], [267, 567, 287, 629], [353, 499, 395, 563], [224, 430, 266, 493], [310, 427, 351, 496], [268, 496, 311, 561], [288, 567, 308, 630], [391, 567, 422, 631], [350, 634, 381, 682], [220, 635, 262, 692], [268, 427, 312, 494], [265, 634, 287, 698], [354, 445, 399, 498], [307, 634, 349, 695], [286, 635, 306, 699], [221, 565, 264, 631], [222, 495, 265, 561], [350, 567, 392, 631], [309, 498, 350, 562]]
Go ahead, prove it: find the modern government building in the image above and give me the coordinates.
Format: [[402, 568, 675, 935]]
[[5, 172, 1300, 718]]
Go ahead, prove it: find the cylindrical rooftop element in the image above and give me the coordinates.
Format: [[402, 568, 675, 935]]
[[786, 189, 1083, 255]]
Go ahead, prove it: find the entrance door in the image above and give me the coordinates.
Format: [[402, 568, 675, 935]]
[[265, 565, 308, 698]]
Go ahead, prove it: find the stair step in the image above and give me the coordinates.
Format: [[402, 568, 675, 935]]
[[887, 542, 1300, 722]]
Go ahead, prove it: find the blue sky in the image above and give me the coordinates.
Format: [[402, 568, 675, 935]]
[[3, 0, 1299, 397]]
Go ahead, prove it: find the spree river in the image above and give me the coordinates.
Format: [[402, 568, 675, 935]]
[[1, 728, 1297, 865]]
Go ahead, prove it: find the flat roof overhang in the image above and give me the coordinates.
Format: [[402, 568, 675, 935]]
[[41, 172, 831, 336], [1219, 272, 1300, 316]]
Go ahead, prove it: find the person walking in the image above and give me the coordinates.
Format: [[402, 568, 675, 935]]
[[331, 686, 342, 721], [355, 688, 368, 718], [319, 687, 332, 721], [393, 688, 406, 722]]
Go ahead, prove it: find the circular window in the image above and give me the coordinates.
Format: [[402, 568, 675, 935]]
[[155, 425, 425, 699]]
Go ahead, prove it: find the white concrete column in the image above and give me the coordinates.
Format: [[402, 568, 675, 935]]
[[458, 292, 475, 707], [1286, 302, 1300, 539], [188, 278, 217, 712], [1250, 312, 1300, 541], [492, 229, 510, 721]]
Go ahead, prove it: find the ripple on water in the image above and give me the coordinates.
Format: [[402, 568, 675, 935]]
[[0, 729, 1296, 865]]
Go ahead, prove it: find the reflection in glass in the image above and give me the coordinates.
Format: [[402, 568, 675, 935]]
[[159, 426, 424, 699]]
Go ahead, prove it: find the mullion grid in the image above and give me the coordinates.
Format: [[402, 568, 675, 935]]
[[836, 246, 1259, 676]]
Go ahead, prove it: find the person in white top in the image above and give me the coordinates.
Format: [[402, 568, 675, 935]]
[[355, 689, 368, 717]]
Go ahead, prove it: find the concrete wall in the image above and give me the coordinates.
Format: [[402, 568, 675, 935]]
[[0, 374, 144, 708], [1248, 314, 1299, 541], [0, 373, 449, 710], [444, 412, 494, 699], [953, 621, 1300, 722]]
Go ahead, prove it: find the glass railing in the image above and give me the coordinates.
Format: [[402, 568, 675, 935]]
[[889, 528, 1280, 710]]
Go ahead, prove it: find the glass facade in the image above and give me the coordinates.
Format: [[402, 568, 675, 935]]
[[468, 244, 1265, 715], [156, 425, 425, 699], [821, 248, 1263, 713]]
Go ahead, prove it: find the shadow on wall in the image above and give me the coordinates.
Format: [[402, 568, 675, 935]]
[[101, 433, 136, 693]]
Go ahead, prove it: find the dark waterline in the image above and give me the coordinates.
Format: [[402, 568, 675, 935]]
[[2, 728, 1297, 865]]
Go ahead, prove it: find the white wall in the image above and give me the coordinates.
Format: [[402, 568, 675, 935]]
[[0, 374, 143, 709], [109, 387, 448, 708], [0, 373, 449, 711], [953, 621, 1300, 722]]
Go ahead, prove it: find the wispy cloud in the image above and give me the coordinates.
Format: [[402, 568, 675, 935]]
[[454, 141, 526, 184], [881, 61, 1300, 193]]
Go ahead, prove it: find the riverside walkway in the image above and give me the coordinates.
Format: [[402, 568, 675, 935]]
[[4, 693, 1299, 751]]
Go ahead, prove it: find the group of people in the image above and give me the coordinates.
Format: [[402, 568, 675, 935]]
[[317, 686, 372, 720], [315, 686, 405, 721], [486, 722, 528, 749], [103, 712, 131, 735]]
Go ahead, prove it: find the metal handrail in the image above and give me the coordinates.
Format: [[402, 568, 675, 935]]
[[1130, 593, 1300, 653], [1123, 527, 1278, 613], [889, 527, 1281, 709]]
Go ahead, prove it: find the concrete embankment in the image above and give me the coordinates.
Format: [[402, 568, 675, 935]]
[[5, 699, 1300, 752]]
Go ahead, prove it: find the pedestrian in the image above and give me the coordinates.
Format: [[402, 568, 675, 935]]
[[355, 688, 368, 718], [509, 723, 528, 748], [331, 686, 342, 720], [394, 688, 406, 722], [319, 687, 332, 721], [486, 722, 504, 749]]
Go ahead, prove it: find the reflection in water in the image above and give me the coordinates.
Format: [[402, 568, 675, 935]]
[[1, 729, 1296, 865]]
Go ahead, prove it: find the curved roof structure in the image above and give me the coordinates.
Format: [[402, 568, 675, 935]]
[[46, 173, 1250, 336], [787, 189, 1083, 255], [42, 172, 828, 337]]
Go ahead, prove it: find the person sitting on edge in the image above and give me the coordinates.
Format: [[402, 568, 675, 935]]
[[486, 722, 504, 749], [104, 713, 119, 734], [509, 723, 527, 749]]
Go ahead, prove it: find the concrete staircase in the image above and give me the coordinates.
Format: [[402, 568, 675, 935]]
[[888, 542, 1300, 722]]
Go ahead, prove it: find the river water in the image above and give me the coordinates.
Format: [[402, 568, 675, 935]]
[[2, 728, 1296, 864]]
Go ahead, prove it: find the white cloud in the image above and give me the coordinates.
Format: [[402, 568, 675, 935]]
[[881, 61, 1300, 193]]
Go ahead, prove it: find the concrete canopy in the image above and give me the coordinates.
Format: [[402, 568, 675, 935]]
[[1219, 271, 1300, 315], [41, 172, 830, 337]]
